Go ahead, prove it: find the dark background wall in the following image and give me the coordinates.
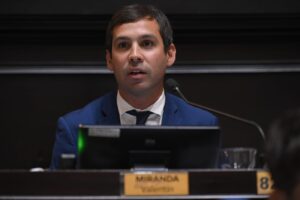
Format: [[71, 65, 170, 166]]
[[0, 0, 300, 169]]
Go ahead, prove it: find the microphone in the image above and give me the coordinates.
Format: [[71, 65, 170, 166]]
[[165, 78, 266, 141]]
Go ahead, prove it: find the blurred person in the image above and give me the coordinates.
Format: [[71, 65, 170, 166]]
[[266, 109, 300, 200]]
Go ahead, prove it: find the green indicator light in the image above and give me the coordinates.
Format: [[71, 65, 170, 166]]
[[77, 128, 86, 155]]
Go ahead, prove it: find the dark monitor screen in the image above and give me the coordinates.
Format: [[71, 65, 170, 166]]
[[77, 125, 221, 170]]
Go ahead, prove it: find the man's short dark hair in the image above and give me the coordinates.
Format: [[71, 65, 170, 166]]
[[105, 4, 173, 54], [266, 109, 300, 195]]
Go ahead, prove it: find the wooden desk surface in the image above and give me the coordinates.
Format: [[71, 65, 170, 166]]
[[0, 169, 270, 200]]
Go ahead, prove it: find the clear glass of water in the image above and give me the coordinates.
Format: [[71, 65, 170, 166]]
[[220, 147, 257, 169]]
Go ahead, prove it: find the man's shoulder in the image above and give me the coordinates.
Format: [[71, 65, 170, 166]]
[[165, 92, 218, 125], [165, 92, 206, 112], [61, 92, 116, 123]]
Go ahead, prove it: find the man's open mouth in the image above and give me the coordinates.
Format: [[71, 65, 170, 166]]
[[129, 70, 146, 75]]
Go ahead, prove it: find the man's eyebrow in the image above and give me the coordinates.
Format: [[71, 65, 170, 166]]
[[140, 34, 158, 40], [113, 36, 130, 42], [113, 34, 158, 43]]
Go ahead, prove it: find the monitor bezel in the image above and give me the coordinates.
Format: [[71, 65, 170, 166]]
[[77, 125, 221, 170]]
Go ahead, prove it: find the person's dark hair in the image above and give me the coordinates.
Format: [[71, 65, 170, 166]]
[[266, 109, 300, 195], [105, 4, 173, 54]]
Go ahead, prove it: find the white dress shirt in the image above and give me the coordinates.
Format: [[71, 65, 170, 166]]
[[117, 91, 165, 125]]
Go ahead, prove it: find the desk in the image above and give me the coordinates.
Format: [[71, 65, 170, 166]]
[[0, 169, 270, 199]]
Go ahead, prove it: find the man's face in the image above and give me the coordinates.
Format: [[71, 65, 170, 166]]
[[106, 18, 176, 98]]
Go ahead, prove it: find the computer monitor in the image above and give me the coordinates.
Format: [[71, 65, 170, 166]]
[[77, 125, 221, 170]]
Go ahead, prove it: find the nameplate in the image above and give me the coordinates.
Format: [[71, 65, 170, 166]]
[[123, 172, 189, 196], [256, 170, 274, 195]]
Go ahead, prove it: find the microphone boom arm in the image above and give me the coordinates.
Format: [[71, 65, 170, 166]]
[[173, 86, 266, 140]]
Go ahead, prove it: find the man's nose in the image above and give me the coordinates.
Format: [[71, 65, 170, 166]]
[[128, 44, 143, 65]]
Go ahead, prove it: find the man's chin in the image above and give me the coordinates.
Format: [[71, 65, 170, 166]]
[[129, 88, 149, 97], [121, 81, 162, 97]]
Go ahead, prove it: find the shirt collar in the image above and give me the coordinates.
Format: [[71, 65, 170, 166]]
[[117, 90, 165, 117]]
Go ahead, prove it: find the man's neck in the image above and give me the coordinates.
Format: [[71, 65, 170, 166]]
[[119, 89, 164, 110]]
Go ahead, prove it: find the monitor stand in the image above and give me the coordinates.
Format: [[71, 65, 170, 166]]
[[129, 150, 170, 172]]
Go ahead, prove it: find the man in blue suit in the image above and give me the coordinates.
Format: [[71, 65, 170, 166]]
[[50, 4, 218, 169]]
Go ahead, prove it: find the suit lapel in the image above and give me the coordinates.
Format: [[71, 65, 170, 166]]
[[98, 92, 121, 125], [162, 93, 181, 125]]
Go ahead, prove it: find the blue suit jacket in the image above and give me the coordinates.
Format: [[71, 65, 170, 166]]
[[50, 91, 218, 169]]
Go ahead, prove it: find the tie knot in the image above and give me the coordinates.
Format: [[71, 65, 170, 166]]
[[126, 110, 153, 125]]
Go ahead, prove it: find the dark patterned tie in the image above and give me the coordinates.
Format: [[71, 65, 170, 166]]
[[126, 110, 153, 125]]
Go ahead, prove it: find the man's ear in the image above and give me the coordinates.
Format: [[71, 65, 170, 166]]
[[166, 43, 176, 67], [106, 50, 114, 71]]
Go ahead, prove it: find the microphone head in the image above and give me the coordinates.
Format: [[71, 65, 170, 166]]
[[165, 78, 180, 90]]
